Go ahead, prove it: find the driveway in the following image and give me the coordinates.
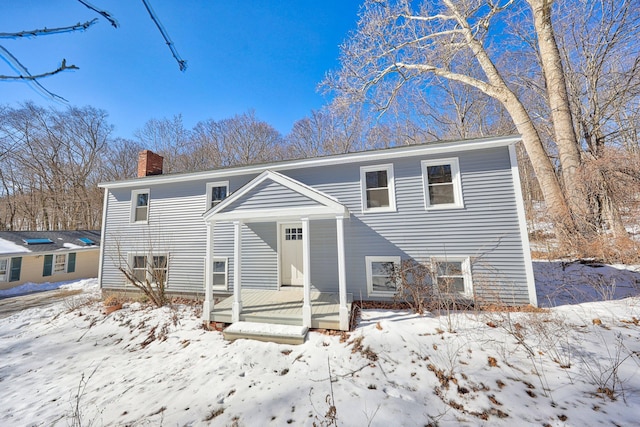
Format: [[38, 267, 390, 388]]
[[0, 288, 83, 319]]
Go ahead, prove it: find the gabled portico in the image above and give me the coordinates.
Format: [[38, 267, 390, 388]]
[[202, 170, 351, 330]]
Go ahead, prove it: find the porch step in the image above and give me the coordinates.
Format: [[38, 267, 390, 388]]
[[222, 321, 309, 345]]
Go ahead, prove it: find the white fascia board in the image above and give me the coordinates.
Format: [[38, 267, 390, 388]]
[[99, 135, 521, 189], [209, 206, 349, 223]]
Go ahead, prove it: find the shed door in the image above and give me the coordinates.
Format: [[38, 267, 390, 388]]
[[280, 223, 303, 286]]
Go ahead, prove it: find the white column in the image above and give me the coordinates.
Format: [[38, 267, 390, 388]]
[[203, 221, 214, 322], [232, 220, 243, 322], [301, 217, 312, 328], [336, 215, 349, 330]]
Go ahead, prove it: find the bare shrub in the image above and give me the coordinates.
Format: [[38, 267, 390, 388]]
[[393, 258, 435, 315], [113, 238, 169, 307], [393, 258, 473, 332], [578, 330, 638, 401]]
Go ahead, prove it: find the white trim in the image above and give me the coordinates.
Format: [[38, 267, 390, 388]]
[[365, 256, 401, 297], [232, 220, 243, 322], [336, 216, 348, 330], [421, 158, 464, 210], [100, 136, 521, 189], [130, 188, 150, 224], [431, 256, 473, 297], [97, 188, 109, 290], [509, 144, 537, 307], [205, 181, 229, 211], [360, 164, 397, 213], [0, 257, 9, 282], [53, 253, 68, 275], [301, 218, 312, 328], [203, 222, 214, 322], [212, 256, 229, 291]]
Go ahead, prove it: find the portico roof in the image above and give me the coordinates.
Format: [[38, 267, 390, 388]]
[[203, 170, 350, 223]]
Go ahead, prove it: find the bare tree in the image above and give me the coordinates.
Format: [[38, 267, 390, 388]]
[[0, 103, 111, 230], [0, 0, 186, 100], [287, 107, 367, 158], [134, 115, 191, 173], [323, 0, 639, 243]]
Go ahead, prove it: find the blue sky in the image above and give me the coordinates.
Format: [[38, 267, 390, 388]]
[[0, 1, 361, 138]]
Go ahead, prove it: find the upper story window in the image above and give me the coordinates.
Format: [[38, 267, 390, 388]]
[[206, 181, 229, 210], [432, 257, 472, 297], [422, 158, 463, 210], [360, 164, 396, 213], [131, 189, 150, 223]]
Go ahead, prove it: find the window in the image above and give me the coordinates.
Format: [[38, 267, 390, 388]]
[[284, 227, 303, 241], [360, 164, 396, 212], [53, 254, 67, 274], [23, 238, 53, 245], [422, 158, 463, 209], [131, 189, 150, 223], [0, 258, 8, 282], [432, 257, 472, 297], [206, 181, 229, 210], [366, 256, 401, 296], [130, 254, 168, 286], [43, 253, 76, 276], [212, 257, 228, 289], [78, 237, 95, 245]]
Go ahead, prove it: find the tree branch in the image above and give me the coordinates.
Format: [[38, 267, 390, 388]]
[[0, 45, 69, 101], [0, 58, 78, 80], [0, 19, 98, 38], [76, 0, 119, 28], [141, 0, 187, 71]]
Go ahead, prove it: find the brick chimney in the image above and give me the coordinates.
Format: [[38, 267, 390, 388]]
[[137, 150, 164, 177]]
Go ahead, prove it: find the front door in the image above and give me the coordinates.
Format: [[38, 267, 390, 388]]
[[280, 223, 304, 286]]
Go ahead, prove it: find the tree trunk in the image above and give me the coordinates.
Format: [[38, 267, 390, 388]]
[[528, 0, 589, 228]]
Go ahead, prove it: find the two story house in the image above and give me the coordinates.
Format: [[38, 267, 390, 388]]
[[98, 135, 536, 331]]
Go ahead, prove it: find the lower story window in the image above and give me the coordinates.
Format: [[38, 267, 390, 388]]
[[432, 257, 472, 297], [0, 258, 8, 282], [212, 257, 228, 289], [131, 254, 168, 286], [366, 256, 401, 297]]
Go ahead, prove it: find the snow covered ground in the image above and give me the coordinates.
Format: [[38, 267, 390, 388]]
[[1, 262, 639, 426]]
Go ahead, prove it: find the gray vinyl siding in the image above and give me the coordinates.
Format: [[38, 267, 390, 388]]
[[221, 180, 320, 212], [309, 219, 339, 292], [100, 145, 531, 305], [101, 181, 209, 295]]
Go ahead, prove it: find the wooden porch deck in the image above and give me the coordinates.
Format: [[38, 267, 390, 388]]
[[210, 289, 352, 330]]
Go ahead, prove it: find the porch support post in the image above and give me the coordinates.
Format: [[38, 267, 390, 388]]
[[203, 221, 215, 322], [301, 217, 312, 328], [232, 220, 243, 322], [336, 215, 349, 330]]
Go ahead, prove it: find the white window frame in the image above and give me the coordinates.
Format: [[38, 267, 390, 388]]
[[53, 253, 68, 274], [0, 257, 8, 282], [206, 181, 229, 210], [431, 256, 473, 297], [360, 164, 397, 213], [131, 189, 150, 224], [421, 158, 464, 210], [128, 253, 169, 287], [211, 256, 228, 291], [365, 256, 401, 297]]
